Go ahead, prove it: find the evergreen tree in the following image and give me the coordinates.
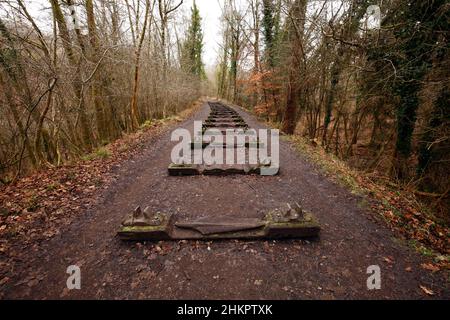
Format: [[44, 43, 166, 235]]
[[262, 0, 281, 68], [181, 1, 205, 79]]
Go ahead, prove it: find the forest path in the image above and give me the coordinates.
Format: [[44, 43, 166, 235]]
[[2, 102, 448, 299]]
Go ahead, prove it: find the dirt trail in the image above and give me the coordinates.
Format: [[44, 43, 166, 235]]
[[2, 102, 448, 299]]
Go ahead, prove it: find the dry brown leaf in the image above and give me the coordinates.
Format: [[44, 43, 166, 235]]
[[421, 263, 440, 272], [383, 257, 394, 264], [420, 285, 435, 296]]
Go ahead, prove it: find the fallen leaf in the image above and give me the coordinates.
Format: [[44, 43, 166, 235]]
[[421, 263, 440, 272], [420, 285, 435, 296], [0, 277, 10, 286], [383, 257, 394, 264]]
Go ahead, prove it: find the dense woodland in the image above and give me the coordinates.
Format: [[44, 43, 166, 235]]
[[0, 1, 449, 218], [0, 0, 206, 181], [215, 0, 449, 217]]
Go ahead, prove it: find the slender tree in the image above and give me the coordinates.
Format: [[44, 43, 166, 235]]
[[181, 1, 206, 80]]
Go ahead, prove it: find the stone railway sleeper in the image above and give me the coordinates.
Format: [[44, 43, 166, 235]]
[[118, 101, 320, 241]]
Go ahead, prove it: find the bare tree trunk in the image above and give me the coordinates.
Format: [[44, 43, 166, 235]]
[[130, 0, 152, 130], [0, 73, 37, 169], [49, 0, 92, 148], [86, 0, 119, 141], [281, 0, 307, 134]]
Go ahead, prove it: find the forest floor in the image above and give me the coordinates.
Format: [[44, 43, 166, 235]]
[[0, 100, 448, 299]]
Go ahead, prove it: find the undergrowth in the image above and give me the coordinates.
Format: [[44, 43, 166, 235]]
[[287, 135, 449, 267]]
